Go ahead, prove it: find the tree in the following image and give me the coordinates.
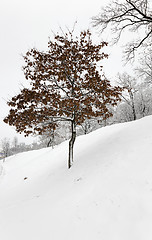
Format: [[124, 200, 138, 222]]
[[11, 136, 19, 154], [112, 83, 152, 123], [112, 72, 152, 123], [4, 30, 122, 168], [78, 118, 98, 135], [112, 102, 135, 123], [135, 49, 152, 84], [93, 0, 152, 61], [1, 138, 10, 160], [134, 84, 152, 117], [116, 73, 139, 120], [39, 122, 70, 148]]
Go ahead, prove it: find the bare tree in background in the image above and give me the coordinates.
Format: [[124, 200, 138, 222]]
[[1, 138, 10, 160], [135, 84, 152, 117], [116, 73, 139, 120], [12, 136, 19, 154], [135, 49, 152, 84], [113, 81, 152, 122], [93, 0, 152, 61], [39, 122, 71, 148]]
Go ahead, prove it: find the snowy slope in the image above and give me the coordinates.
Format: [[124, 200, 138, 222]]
[[1, 116, 152, 240]]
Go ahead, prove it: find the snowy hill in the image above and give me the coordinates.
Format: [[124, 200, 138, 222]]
[[1, 116, 152, 240]]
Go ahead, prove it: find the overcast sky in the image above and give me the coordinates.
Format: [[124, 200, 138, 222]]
[[0, 0, 131, 144]]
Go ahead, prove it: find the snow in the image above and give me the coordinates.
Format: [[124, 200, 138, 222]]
[[1, 116, 152, 239]]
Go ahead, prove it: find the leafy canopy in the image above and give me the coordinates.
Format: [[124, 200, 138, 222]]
[[4, 30, 121, 136]]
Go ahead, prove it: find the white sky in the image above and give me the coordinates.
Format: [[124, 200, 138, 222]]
[[0, 0, 132, 144]]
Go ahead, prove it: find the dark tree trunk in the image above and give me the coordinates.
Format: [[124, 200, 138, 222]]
[[132, 104, 136, 121], [47, 136, 54, 148], [47, 131, 55, 148], [47, 138, 52, 148], [68, 120, 76, 169]]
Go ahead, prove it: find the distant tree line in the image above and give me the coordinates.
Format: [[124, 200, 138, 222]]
[[0, 137, 40, 161]]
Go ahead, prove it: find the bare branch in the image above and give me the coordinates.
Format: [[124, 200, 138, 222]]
[[93, 0, 152, 60]]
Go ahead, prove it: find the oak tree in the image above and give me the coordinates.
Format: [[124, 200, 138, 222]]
[[4, 30, 121, 168]]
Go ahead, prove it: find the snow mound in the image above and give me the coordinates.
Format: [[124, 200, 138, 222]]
[[1, 116, 152, 240]]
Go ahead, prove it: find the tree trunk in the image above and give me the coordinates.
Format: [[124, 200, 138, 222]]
[[68, 120, 76, 169], [132, 104, 136, 120], [47, 138, 52, 148], [130, 91, 136, 121], [47, 131, 55, 148], [47, 136, 54, 148]]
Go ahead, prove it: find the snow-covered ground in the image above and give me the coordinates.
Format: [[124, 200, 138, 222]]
[[1, 116, 152, 240]]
